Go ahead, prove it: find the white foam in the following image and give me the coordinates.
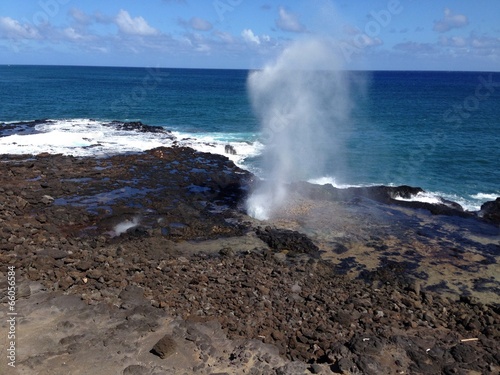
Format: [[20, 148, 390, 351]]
[[393, 191, 443, 205], [0, 119, 264, 167], [307, 176, 367, 189], [394, 191, 484, 212], [299, 175, 496, 212], [0, 119, 175, 157], [172, 130, 264, 169], [470, 193, 499, 201]]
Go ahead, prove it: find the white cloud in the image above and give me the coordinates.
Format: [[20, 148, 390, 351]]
[[341, 24, 384, 49], [357, 34, 383, 47], [189, 17, 212, 31], [439, 36, 467, 47], [214, 30, 234, 43], [470, 35, 500, 51], [63, 27, 85, 41], [115, 9, 159, 36], [433, 8, 469, 33], [241, 28, 260, 45], [196, 43, 211, 52], [0, 17, 40, 39], [69, 8, 91, 25], [276, 6, 306, 33]]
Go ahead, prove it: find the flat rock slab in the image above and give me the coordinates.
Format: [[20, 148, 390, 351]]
[[0, 281, 293, 375]]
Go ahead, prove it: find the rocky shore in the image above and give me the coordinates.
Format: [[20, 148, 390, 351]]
[[1, 145, 499, 374]]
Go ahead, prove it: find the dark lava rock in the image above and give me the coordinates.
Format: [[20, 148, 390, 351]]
[[0, 119, 52, 137], [255, 226, 320, 256], [450, 344, 480, 364], [290, 181, 473, 218], [332, 242, 349, 254], [110, 121, 172, 134], [481, 197, 500, 224], [151, 334, 177, 359], [348, 335, 385, 356]]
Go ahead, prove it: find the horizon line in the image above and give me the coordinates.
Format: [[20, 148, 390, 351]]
[[1, 63, 499, 74]]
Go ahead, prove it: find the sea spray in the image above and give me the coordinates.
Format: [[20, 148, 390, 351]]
[[113, 216, 140, 236], [245, 38, 353, 220]]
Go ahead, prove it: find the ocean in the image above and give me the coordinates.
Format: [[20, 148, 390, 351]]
[[1, 65, 499, 211]]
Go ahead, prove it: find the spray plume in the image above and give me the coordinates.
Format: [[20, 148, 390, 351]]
[[245, 38, 353, 220]]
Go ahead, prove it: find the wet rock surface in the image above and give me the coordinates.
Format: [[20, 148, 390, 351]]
[[0, 147, 499, 374], [290, 181, 474, 218]]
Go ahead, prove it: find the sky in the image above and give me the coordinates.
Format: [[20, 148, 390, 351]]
[[0, 0, 499, 71]]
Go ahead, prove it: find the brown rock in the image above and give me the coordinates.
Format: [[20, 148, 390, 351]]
[[15, 196, 29, 209], [151, 334, 177, 359], [38, 248, 69, 260], [87, 269, 103, 280], [76, 261, 92, 271], [58, 276, 74, 291]]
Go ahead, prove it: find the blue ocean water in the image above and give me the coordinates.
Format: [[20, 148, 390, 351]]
[[0, 65, 499, 210]]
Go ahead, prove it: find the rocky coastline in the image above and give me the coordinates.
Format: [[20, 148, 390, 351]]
[[1, 140, 499, 374]]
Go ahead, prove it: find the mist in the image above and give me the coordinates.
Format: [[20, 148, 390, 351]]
[[245, 38, 354, 220]]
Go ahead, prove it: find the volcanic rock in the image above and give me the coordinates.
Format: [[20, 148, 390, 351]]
[[255, 226, 320, 256], [151, 334, 177, 359], [481, 197, 500, 224], [1, 146, 499, 375]]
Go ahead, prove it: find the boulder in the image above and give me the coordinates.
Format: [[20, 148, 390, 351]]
[[151, 334, 177, 359], [480, 197, 500, 224]]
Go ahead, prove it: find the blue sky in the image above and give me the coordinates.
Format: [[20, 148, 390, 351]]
[[1, 0, 499, 70]]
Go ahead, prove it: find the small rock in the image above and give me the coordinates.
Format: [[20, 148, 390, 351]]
[[76, 261, 92, 271], [309, 363, 325, 374], [337, 358, 359, 374], [409, 281, 421, 296], [219, 247, 234, 257], [58, 276, 74, 291], [291, 283, 302, 293], [87, 269, 103, 280], [15, 196, 29, 209], [41, 195, 55, 205], [36, 215, 47, 223], [151, 334, 177, 359], [272, 330, 285, 341], [38, 248, 69, 260]]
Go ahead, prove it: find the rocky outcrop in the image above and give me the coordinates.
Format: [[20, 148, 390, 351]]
[[481, 198, 500, 225], [290, 181, 474, 218], [109, 120, 173, 134]]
